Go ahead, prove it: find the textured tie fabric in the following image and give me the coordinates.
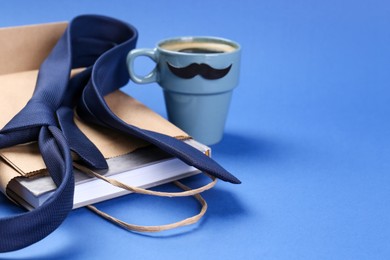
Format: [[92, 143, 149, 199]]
[[57, 67, 108, 169], [0, 18, 78, 251], [0, 14, 240, 252], [0, 15, 137, 252]]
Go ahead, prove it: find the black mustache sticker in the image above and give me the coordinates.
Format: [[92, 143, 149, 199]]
[[167, 62, 232, 80]]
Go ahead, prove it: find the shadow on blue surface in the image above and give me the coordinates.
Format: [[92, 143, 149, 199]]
[[213, 132, 292, 164], [0, 239, 79, 260], [204, 186, 248, 218]]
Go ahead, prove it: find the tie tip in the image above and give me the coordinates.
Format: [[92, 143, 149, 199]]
[[230, 177, 242, 184], [219, 173, 241, 184]]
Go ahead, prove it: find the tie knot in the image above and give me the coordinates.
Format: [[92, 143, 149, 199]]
[[0, 99, 58, 134]]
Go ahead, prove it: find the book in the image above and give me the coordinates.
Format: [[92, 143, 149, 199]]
[[6, 139, 209, 210]]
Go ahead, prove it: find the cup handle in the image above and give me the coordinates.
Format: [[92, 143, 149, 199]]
[[126, 48, 158, 84]]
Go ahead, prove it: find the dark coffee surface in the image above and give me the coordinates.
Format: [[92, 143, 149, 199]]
[[178, 47, 224, 54]]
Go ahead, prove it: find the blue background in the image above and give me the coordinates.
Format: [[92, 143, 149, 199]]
[[1, 0, 390, 259]]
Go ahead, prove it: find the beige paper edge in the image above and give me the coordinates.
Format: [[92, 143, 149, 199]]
[[0, 22, 67, 75]]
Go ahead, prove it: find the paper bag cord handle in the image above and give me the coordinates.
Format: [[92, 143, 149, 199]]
[[86, 181, 208, 232], [73, 162, 216, 232], [73, 162, 217, 197]]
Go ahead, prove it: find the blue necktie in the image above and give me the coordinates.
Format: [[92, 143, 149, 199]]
[[57, 67, 108, 169], [75, 29, 240, 184], [0, 15, 239, 252]]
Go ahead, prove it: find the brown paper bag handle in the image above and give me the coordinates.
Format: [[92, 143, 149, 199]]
[[73, 163, 217, 232], [86, 181, 208, 232]]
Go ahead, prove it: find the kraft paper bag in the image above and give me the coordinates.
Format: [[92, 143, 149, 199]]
[[0, 22, 188, 194]]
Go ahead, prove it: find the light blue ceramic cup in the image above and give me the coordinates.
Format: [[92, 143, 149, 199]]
[[127, 36, 241, 145]]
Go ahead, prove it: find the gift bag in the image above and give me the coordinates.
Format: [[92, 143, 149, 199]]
[[0, 15, 238, 252]]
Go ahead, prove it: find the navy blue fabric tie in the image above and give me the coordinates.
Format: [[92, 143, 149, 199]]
[[75, 30, 241, 184], [0, 17, 79, 251], [0, 15, 130, 252], [57, 67, 108, 169], [0, 14, 239, 252]]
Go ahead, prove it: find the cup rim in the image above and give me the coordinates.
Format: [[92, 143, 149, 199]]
[[157, 36, 241, 55]]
